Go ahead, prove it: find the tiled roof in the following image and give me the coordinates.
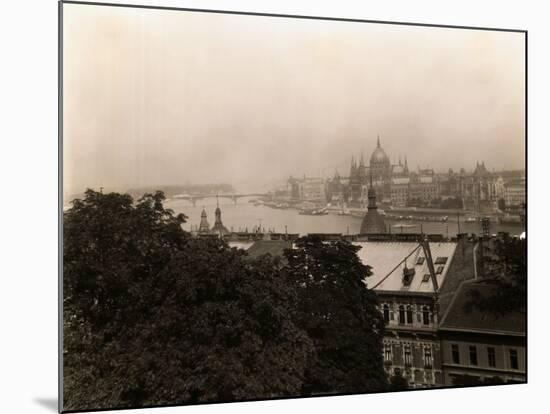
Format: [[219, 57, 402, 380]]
[[352, 241, 457, 293], [439, 280, 525, 335]]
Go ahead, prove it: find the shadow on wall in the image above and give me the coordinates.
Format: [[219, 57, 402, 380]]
[[33, 398, 58, 412]]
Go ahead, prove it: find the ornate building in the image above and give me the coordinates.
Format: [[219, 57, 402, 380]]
[[325, 136, 515, 212], [369, 136, 392, 201], [343, 136, 395, 206]]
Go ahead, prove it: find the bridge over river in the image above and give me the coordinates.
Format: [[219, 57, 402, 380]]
[[172, 193, 269, 206]]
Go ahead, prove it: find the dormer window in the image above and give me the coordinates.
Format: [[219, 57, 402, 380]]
[[403, 266, 416, 285], [435, 265, 444, 275], [416, 257, 425, 265], [422, 274, 431, 283], [434, 257, 448, 265]]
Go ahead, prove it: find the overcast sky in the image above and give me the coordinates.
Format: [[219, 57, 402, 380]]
[[63, 4, 525, 196]]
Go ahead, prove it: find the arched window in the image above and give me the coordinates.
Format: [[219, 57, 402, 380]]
[[424, 306, 431, 325], [383, 304, 390, 323], [406, 305, 413, 324], [399, 305, 405, 324]]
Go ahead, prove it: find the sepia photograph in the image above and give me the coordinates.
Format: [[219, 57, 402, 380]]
[[61, 1, 526, 412]]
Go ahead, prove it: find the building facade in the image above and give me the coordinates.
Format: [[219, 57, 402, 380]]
[[323, 138, 523, 212], [439, 281, 526, 385], [230, 231, 525, 390]]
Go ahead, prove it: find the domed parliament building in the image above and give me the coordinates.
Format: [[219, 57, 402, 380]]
[[323, 136, 516, 214]]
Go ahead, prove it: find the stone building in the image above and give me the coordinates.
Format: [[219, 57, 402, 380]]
[[232, 231, 523, 390], [503, 177, 526, 211], [323, 136, 519, 211], [351, 236, 459, 388], [439, 280, 526, 385]]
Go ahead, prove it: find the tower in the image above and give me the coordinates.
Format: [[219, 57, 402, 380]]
[[369, 135, 391, 201], [211, 195, 230, 236], [360, 175, 387, 234], [349, 155, 362, 205], [198, 208, 210, 234]]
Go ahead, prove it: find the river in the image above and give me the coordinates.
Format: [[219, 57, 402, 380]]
[[164, 196, 524, 237]]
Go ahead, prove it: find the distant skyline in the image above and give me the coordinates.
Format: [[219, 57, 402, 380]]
[[63, 4, 525, 197]]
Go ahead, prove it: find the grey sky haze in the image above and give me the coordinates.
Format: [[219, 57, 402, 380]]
[[63, 4, 525, 197]]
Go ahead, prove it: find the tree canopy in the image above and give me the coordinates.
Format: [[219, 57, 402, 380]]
[[284, 236, 388, 395], [468, 234, 527, 315], [63, 190, 386, 411]]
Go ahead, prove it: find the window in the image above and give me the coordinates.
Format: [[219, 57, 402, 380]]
[[422, 306, 430, 325], [422, 274, 431, 283], [416, 257, 425, 265], [399, 305, 405, 324], [384, 345, 392, 362], [383, 304, 390, 323], [436, 265, 444, 275], [469, 346, 478, 366], [404, 344, 412, 366], [451, 344, 460, 364], [487, 347, 496, 368], [509, 349, 518, 370], [424, 346, 433, 368], [434, 256, 448, 265], [406, 305, 413, 324]]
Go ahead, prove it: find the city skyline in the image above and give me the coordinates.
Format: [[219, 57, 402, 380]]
[[63, 4, 525, 196]]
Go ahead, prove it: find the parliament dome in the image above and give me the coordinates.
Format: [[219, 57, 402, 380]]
[[370, 136, 390, 165]]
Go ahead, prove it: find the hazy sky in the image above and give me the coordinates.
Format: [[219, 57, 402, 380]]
[[63, 4, 525, 196]]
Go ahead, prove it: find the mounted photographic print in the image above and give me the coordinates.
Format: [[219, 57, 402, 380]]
[[60, 1, 527, 412]]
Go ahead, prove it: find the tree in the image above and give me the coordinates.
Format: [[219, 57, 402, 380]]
[[63, 190, 313, 410], [467, 234, 527, 315], [63, 189, 190, 409], [284, 236, 388, 395]]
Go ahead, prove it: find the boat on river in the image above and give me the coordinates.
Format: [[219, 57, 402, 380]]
[[299, 207, 328, 216]]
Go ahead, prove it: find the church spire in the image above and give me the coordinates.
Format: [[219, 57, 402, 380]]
[[368, 173, 377, 209], [377, 135, 381, 148], [211, 196, 229, 236], [198, 207, 210, 234]]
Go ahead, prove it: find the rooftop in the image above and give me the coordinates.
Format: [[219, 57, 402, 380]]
[[234, 237, 458, 295], [439, 280, 525, 335], [352, 241, 457, 293]]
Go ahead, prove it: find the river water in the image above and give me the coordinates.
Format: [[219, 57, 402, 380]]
[[165, 196, 524, 237]]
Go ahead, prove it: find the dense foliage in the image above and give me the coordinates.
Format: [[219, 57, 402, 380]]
[[468, 234, 527, 315], [284, 236, 388, 395], [63, 190, 386, 411]]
